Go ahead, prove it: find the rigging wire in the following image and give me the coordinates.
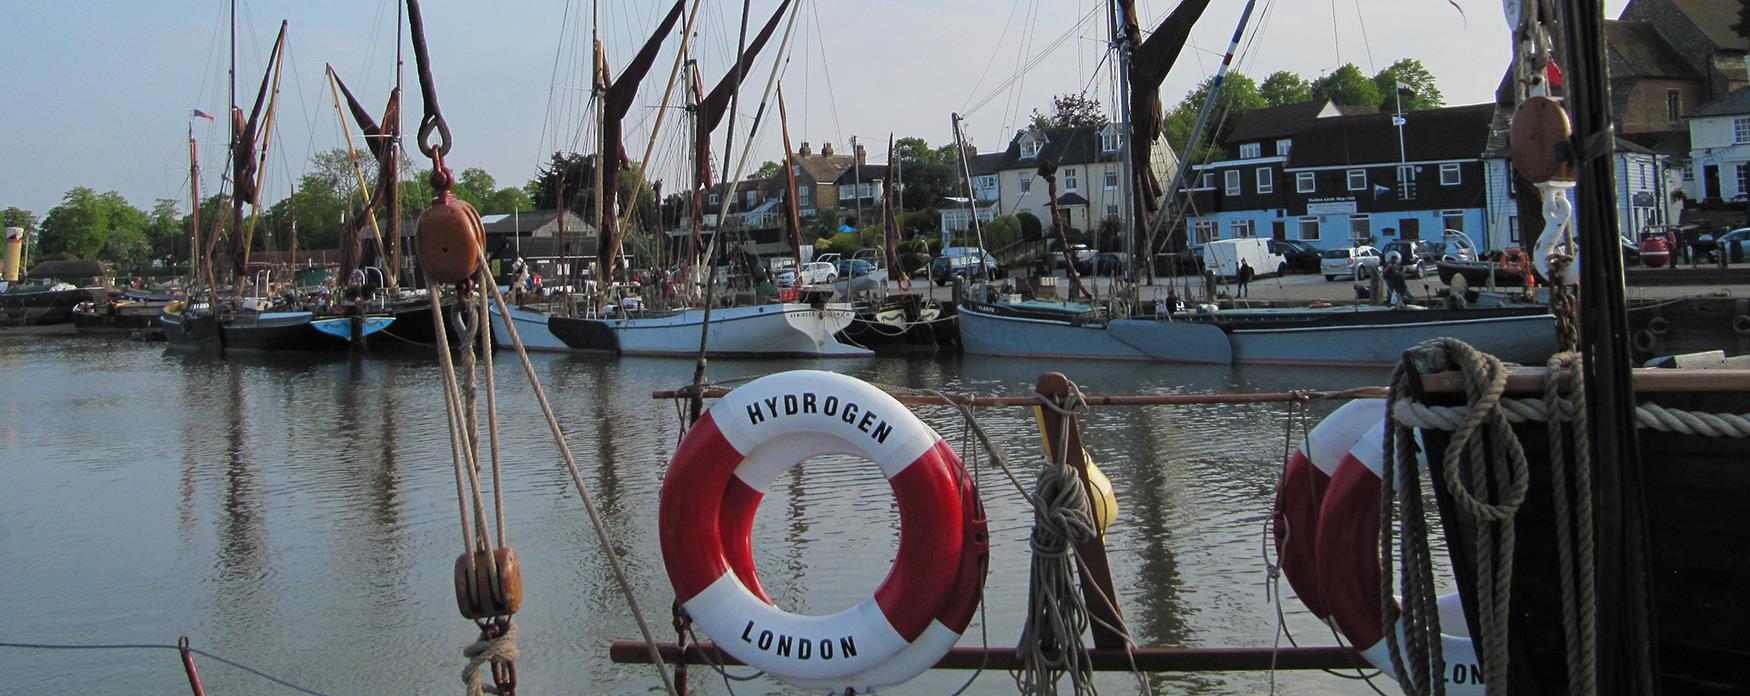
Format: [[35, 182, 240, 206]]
[[809, 2, 845, 149], [1350, 0, 1378, 75], [962, 5, 1101, 121], [957, 0, 1028, 115]]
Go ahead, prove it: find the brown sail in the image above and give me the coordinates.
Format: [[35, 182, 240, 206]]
[[224, 20, 287, 281], [597, 0, 686, 284], [1120, 0, 1212, 235]]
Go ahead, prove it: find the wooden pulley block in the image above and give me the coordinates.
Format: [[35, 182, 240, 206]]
[[454, 547, 524, 619], [1510, 96, 1576, 183], [418, 193, 486, 284]]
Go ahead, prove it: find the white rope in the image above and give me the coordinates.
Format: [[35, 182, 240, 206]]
[[1392, 398, 1750, 438], [461, 622, 519, 696]]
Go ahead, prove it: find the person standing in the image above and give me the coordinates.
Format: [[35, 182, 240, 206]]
[[1236, 258, 1254, 298], [1383, 256, 1410, 307]]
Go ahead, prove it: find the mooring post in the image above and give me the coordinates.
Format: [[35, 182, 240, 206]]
[[177, 636, 207, 696], [1034, 372, 1127, 650]]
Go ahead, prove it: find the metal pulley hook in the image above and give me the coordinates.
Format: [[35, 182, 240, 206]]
[[404, 0, 452, 158]]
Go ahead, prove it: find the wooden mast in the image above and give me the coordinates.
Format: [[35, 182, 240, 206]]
[[188, 126, 202, 290], [778, 86, 805, 277]]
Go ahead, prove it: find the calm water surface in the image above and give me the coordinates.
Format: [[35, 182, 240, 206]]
[[0, 335, 1403, 694]]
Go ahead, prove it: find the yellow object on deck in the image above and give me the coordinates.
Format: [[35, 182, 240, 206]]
[[3, 227, 23, 282], [1033, 408, 1120, 533]]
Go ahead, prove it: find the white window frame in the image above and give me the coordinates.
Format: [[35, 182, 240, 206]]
[[1020, 174, 1033, 194], [1735, 118, 1750, 145], [1191, 220, 1217, 244], [1737, 164, 1747, 198], [1104, 203, 1119, 219], [709, 193, 720, 205], [1682, 164, 1695, 181], [798, 185, 811, 196], [1296, 172, 1315, 193], [745, 190, 757, 207], [1232, 219, 1255, 238], [1349, 213, 1371, 241], [1022, 136, 1043, 158], [1100, 127, 1118, 152], [1276, 139, 1292, 156], [1439, 163, 1462, 186], [1256, 167, 1273, 194], [1239, 143, 1262, 159], [1224, 170, 1242, 196], [1064, 168, 1079, 191], [1297, 216, 1320, 241], [1199, 172, 1214, 190], [1441, 209, 1466, 234], [1104, 170, 1119, 190], [1347, 169, 1367, 191]]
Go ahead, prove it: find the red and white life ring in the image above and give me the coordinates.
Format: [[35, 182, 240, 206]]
[[1272, 398, 1384, 618], [1312, 419, 1484, 694], [660, 370, 987, 692]]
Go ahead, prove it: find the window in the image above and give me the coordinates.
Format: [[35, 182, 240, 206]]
[[1682, 164, 1695, 181], [1225, 170, 1242, 195], [1735, 117, 1750, 144], [1064, 168, 1079, 191], [1021, 174, 1033, 194], [1022, 136, 1042, 158], [745, 191, 757, 207], [1737, 164, 1747, 197], [1276, 139, 1292, 157], [1232, 219, 1256, 238], [1439, 163, 1462, 186], [1667, 90, 1682, 124], [1199, 172, 1214, 189], [1398, 164, 1417, 199], [839, 186, 853, 200], [1297, 216, 1320, 241], [1100, 127, 1118, 152], [1347, 169, 1367, 191], [859, 183, 873, 197], [1239, 143, 1262, 159], [1349, 214, 1371, 241], [1296, 172, 1315, 193], [1508, 216, 1521, 245], [1191, 220, 1217, 244], [1441, 209, 1466, 234], [800, 196, 812, 207], [1256, 168, 1273, 194], [709, 193, 720, 205], [798, 185, 811, 196], [1104, 170, 1119, 189], [1105, 204, 1120, 219]]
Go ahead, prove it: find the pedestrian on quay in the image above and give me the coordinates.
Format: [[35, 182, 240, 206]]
[[1383, 254, 1410, 307], [1236, 258, 1253, 298]]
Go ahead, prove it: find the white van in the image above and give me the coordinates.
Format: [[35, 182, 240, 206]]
[[1202, 238, 1287, 278]]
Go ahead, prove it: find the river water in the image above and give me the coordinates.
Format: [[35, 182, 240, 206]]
[[0, 335, 1405, 695]]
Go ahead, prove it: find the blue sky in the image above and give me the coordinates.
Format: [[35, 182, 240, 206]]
[[1, 0, 1628, 218]]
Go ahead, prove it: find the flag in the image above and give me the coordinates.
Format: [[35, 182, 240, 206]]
[[1395, 81, 1415, 97], [1546, 60, 1564, 89], [1373, 184, 1393, 198], [190, 108, 215, 121], [1391, 115, 1407, 126]]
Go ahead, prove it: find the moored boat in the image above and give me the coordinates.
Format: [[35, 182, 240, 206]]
[[489, 300, 868, 357]]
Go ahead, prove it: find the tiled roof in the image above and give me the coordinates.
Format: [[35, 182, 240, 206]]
[[993, 125, 1120, 171], [1607, 20, 1701, 78], [1285, 102, 1497, 167], [833, 164, 890, 187], [1670, 0, 1750, 51], [1690, 86, 1750, 116], [1225, 101, 1331, 143]]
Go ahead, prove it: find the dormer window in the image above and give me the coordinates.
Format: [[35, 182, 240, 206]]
[[1021, 134, 1043, 159], [1239, 143, 1261, 159], [1276, 138, 1292, 156], [1100, 126, 1118, 152]]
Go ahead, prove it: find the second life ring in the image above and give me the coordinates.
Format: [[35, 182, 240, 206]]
[[1272, 398, 1383, 618], [1500, 247, 1529, 275], [1312, 418, 1483, 695], [659, 370, 987, 692]]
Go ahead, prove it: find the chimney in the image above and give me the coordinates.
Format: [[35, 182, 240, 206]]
[[855, 144, 866, 166], [799, 141, 812, 156], [822, 142, 835, 157]]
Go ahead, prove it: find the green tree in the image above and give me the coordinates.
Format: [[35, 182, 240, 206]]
[[1734, 0, 1750, 44], [982, 214, 1022, 251], [1371, 58, 1444, 111], [450, 167, 500, 211], [1165, 72, 1265, 162], [1311, 64, 1382, 108], [1016, 211, 1044, 241], [38, 188, 148, 269], [528, 152, 599, 219], [891, 137, 963, 210], [2, 206, 36, 233], [1259, 70, 1312, 107], [752, 161, 783, 180], [144, 199, 184, 269], [485, 186, 533, 216], [1029, 93, 1109, 131]]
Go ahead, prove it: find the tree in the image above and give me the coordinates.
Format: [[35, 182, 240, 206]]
[[752, 161, 783, 180], [1259, 70, 1312, 107], [528, 152, 600, 220], [891, 137, 963, 210], [2, 206, 36, 233], [982, 214, 1023, 251], [38, 188, 147, 266], [1371, 58, 1444, 112], [144, 199, 184, 269], [1165, 71, 1265, 162], [1016, 211, 1044, 242], [1030, 93, 1110, 131], [1311, 64, 1382, 108]]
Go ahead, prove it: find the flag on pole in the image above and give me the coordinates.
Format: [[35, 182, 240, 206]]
[[1391, 115, 1407, 126], [1373, 184, 1393, 198], [1395, 81, 1416, 97], [190, 108, 215, 121]]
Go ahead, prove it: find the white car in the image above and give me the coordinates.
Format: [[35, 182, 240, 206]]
[[1320, 245, 1381, 281]]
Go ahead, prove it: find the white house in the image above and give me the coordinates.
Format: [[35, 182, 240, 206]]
[[1685, 87, 1750, 203]]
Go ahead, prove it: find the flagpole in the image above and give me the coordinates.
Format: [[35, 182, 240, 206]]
[[1395, 85, 1408, 181]]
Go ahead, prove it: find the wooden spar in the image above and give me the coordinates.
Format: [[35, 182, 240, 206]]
[[325, 66, 395, 289], [239, 24, 288, 290], [597, 0, 687, 291], [390, 0, 403, 288], [883, 134, 899, 280], [1116, 0, 1212, 251], [228, 20, 287, 287], [1554, 0, 1658, 692], [611, 0, 705, 268], [777, 86, 804, 275], [330, 66, 403, 289], [950, 113, 987, 251], [1034, 372, 1128, 649], [187, 127, 202, 290], [1040, 160, 1091, 300], [608, 642, 1366, 672]]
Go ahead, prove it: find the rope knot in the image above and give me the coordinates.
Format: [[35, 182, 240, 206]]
[[462, 620, 518, 696]]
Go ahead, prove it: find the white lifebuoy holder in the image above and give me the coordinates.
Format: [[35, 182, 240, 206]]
[[1273, 398, 1384, 618], [1312, 419, 1484, 694], [660, 370, 987, 692]]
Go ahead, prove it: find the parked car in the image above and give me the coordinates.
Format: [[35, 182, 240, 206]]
[[836, 258, 877, 278], [1320, 245, 1381, 281], [1076, 252, 1131, 276], [1382, 240, 1440, 278], [1692, 227, 1750, 264], [1270, 240, 1322, 273], [1154, 244, 1206, 275], [778, 261, 838, 287], [930, 247, 999, 286]]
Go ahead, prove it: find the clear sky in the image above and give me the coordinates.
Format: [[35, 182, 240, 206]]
[[0, 0, 1630, 218]]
